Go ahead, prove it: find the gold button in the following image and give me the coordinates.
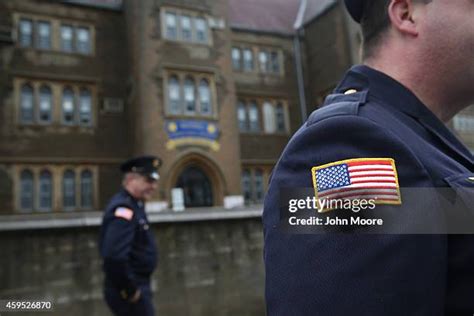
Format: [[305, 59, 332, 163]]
[[344, 89, 358, 95]]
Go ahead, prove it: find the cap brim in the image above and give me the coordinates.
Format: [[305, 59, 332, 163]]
[[148, 172, 160, 180]]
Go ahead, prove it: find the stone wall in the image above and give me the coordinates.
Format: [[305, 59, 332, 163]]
[[0, 218, 264, 316]]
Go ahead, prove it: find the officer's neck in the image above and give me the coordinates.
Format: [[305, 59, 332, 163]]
[[123, 185, 144, 202], [364, 59, 468, 123]]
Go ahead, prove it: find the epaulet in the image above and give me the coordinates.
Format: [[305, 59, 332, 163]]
[[306, 101, 360, 127]]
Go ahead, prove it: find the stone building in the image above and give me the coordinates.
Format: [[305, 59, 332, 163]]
[[0, 0, 472, 315], [0, 0, 306, 215]]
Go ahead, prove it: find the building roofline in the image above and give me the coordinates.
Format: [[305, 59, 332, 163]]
[[60, 0, 123, 12], [230, 25, 295, 38]]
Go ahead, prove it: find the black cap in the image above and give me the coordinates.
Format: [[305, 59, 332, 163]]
[[344, 0, 365, 23], [120, 155, 162, 180]]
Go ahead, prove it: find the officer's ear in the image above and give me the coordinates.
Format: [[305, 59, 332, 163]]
[[387, 0, 421, 37]]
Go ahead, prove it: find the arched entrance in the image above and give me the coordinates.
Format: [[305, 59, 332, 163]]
[[175, 165, 213, 207]]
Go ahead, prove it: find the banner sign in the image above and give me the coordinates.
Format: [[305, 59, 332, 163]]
[[165, 120, 220, 151]]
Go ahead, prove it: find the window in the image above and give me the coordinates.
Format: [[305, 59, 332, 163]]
[[181, 15, 192, 41], [38, 170, 53, 211], [184, 77, 196, 114], [62, 87, 75, 124], [16, 166, 96, 212], [270, 51, 280, 73], [248, 102, 260, 132], [20, 170, 34, 211], [254, 169, 264, 202], [259, 51, 269, 73], [232, 47, 241, 70], [165, 12, 177, 40], [242, 169, 252, 202], [38, 85, 52, 124], [263, 102, 276, 133], [76, 27, 91, 54], [199, 79, 212, 115], [17, 16, 94, 54], [168, 76, 181, 115], [162, 9, 210, 44], [166, 73, 215, 117], [81, 170, 93, 209], [237, 101, 247, 131], [17, 80, 95, 127], [18, 19, 33, 47], [20, 84, 34, 124], [275, 103, 286, 132], [195, 17, 208, 43], [60, 25, 74, 52], [63, 170, 76, 210], [37, 21, 51, 49], [243, 49, 254, 71], [79, 88, 92, 125], [454, 114, 474, 132]]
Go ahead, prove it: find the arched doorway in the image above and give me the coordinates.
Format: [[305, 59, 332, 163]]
[[175, 166, 213, 207]]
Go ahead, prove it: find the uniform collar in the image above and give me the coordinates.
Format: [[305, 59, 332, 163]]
[[121, 188, 144, 208], [336, 65, 473, 165]]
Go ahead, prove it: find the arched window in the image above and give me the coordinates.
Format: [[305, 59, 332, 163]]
[[20, 84, 34, 123], [168, 76, 181, 115], [38, 170, 52, 211], [62, 87, 75, 124], [184, 77, 196, 114], [20, 169, 34, 211], [263, 102, 276, 133], [39, 85, 52, 124], [242, 169, 252, 203], [63, 170, 76, 210], [248, 101, 260, 132], [79, 88, 92, 125], [81, 170, 93, 209], [199, 79, 212, 115], [237, 101, 247, 132], [276, 103, 286, 132], [254, 169, 264, 202]]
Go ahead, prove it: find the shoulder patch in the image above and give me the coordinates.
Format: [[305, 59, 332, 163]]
[[114, 207, 134, 221], [311, 158, 402, 212]]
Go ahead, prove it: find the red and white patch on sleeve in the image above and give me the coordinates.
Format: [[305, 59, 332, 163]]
[[114, 207, 134, 221]]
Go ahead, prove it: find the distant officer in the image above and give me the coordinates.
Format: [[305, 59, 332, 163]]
[[263, 0, 474, 315], [100, 155, 161, 316]]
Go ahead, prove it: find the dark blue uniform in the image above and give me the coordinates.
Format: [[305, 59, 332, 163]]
[[100, 189, 158, 316], [263, 65, 474, 315]]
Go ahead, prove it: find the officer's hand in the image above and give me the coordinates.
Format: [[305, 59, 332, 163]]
[[129, 289, 141, 303]]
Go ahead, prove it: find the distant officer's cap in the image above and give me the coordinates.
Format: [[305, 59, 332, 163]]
[[344, 0, 365, 23], [120, 155, 162, 180]]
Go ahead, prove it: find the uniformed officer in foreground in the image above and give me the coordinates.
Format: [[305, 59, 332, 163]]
[[100, 155, 161, 316], [264, 0, 474, 315]]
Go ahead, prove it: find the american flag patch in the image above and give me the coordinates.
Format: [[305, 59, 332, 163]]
[[312, 158, 401, 212], [114, 207, 134, 221]]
